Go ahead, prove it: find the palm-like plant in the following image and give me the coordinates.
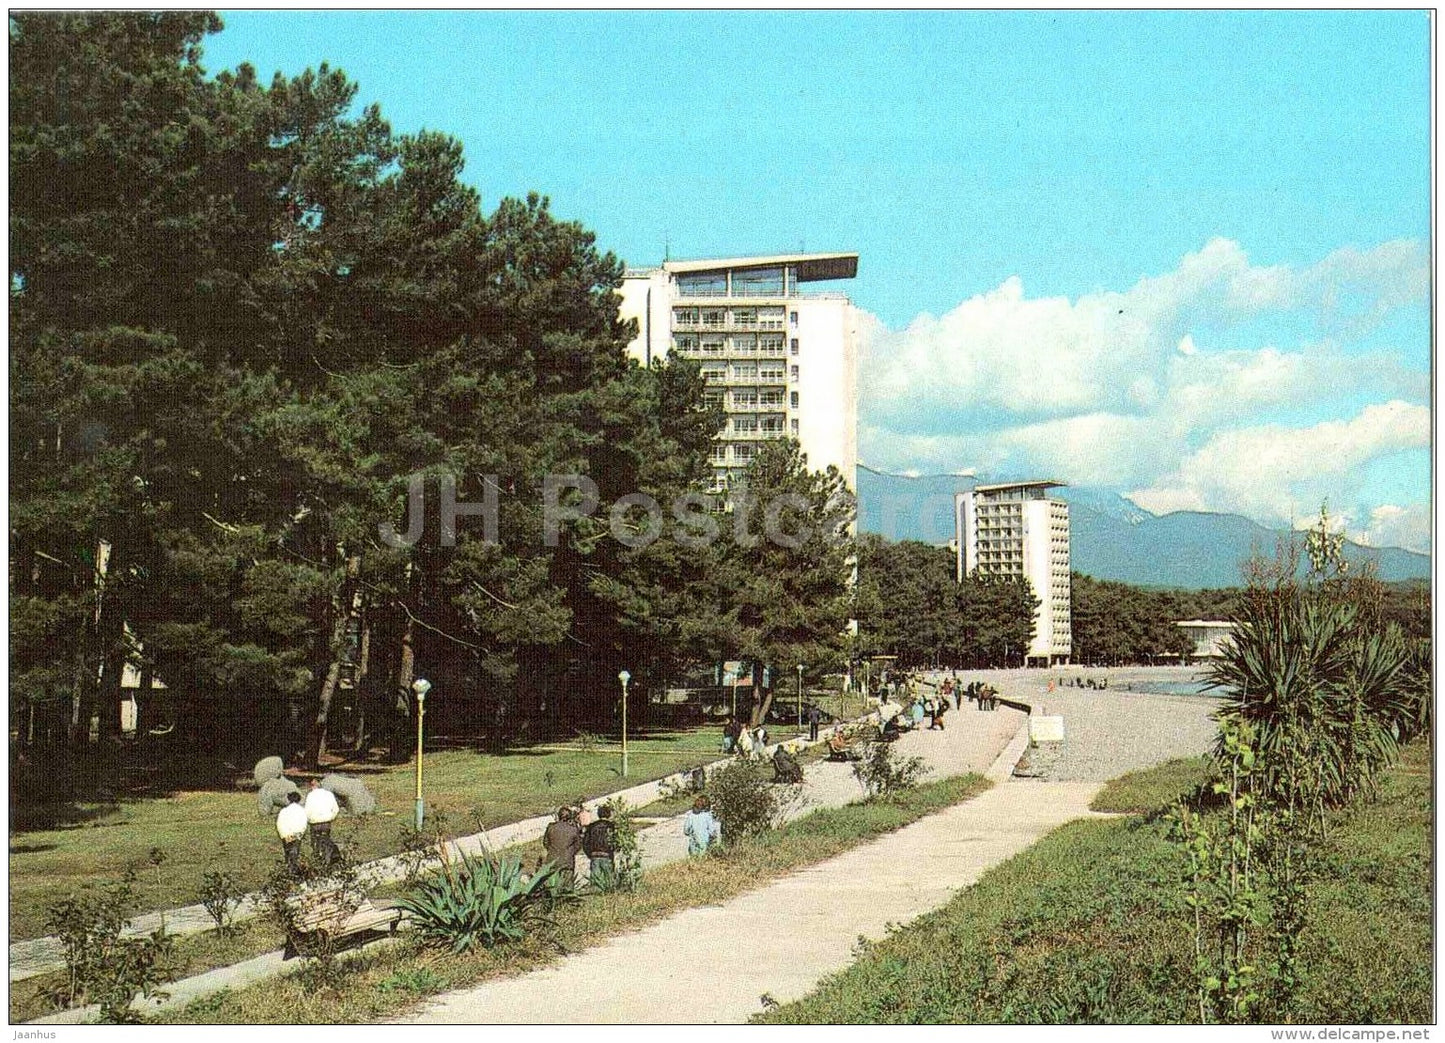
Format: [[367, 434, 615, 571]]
[[1210, 593, 1413, 810], [396, 851, 570, 953]]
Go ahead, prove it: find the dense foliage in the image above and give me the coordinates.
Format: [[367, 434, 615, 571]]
[[855, 536, 1037, 668], [10, 13, 853, 767]]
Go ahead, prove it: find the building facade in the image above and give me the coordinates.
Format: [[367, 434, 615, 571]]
[[617, 252, 860, 492], [955, 481, 1072, 665], [1175, 619, 1237, 660]]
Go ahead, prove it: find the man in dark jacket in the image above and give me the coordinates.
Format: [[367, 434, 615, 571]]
[[582, 804, 619, 887], [807, 704, 821, 741], [542, 805, 583, 885]]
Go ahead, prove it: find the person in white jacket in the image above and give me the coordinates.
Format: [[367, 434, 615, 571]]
[[275, 791, 307, 875], [304, 778, 340, 868]]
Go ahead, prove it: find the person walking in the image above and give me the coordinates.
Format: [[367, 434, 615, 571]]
[[542, 805, 583, 885], [807, 704, 821, 742], [304, 778, 340, 868], [722, 717, 741, 754], [276, 791, 308, 875], [737, 724, 754, 760], [582, 804, 618, 888], [683, 795, 721, 856]]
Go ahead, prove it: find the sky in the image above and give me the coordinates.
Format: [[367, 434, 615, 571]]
[[203, 9, 1433, 553]]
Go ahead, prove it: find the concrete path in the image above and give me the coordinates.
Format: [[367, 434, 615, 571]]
[[403, 778, 1107, 1024], [28, 704, 1026, 1023], [10, 713, 879, 984]]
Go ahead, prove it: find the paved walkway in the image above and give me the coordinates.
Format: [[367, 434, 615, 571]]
[[404, 778, 1106, 1024], [27, 703, 1026, 1023], [11, 714, 884, 985]]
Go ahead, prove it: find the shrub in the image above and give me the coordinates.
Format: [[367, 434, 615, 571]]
[[44, 866, 175, 1022], [395, 852, 565, 953], [853, 742, 927, 797], [260, 854, 372, 987], [708, 760, 779, 842], [198, 868, 245, 935], [588, 801, 643, 894]]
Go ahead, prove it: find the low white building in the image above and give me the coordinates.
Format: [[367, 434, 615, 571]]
[[955, 481, 1072, 665], [1176, 619, 1237, 659]]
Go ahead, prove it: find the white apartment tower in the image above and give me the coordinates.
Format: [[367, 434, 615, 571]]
[[955, 481, 1072, 665], [617, 252, 859, 491]]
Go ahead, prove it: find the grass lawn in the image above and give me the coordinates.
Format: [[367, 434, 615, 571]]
[[757, 742, 1432, 1025], [143, 771, 992, 1024], [8, 724, 736, 942]]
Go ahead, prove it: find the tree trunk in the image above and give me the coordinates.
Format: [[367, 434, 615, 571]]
[[748, 663, 775, 727], [352, 619, 372, 755]]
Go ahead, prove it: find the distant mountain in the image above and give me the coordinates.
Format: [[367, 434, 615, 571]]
[[856, 466, 1430, 589]]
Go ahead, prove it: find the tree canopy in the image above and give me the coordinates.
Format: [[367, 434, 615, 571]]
[[18, 12, 854, 764]]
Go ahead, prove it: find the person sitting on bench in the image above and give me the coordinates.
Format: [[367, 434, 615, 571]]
[[772, 746, 803, 784], [827, 729, 852, 760]]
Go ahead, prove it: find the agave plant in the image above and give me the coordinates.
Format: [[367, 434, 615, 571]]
[[396, 851, 567, 953]]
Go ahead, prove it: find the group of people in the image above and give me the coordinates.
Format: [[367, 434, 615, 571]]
[[962, 681, 1001, 710], [721, 717, 771, 760], [274, 777, 342, 874], [541, 801, 620, 886]]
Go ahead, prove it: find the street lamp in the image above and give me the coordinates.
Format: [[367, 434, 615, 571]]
[[617, 670, 631, 777], [796, 664, 805, 736], [412, 677, 432, 829]]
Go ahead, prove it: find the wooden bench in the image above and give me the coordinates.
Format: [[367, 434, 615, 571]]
[[283, 888, 407, 958]]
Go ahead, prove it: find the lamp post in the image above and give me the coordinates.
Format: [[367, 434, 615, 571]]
[[412, 677, 432, 829], [618, 670, 631, 777], [796, 664, 805, 736]]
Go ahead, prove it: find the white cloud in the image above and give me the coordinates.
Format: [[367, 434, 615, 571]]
[[1351, 503, 1432, 555], [1126, 400, 1430, 525], [858, 237, 1431, 537]]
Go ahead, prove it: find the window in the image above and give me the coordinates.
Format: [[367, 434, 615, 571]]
[[674, 307, 700, 327], [711, 444, 728, 461], [731, 307, 757, 327], [701, 336, 725, 355], [760, 416, 785, 434], [731, 363, 758, 380], [789, 311, 798, 327], [758, 334, 784, 354], [759, 390, 784, 407], [702, 392, 723, 409], [678, 271, 728, 296], [733, 417, 759, 434], [701, 364, 726, 380], [701, 308, 726, 327], [790, 391, 799, 408], [732, 266, 784, 296], [790, 338, 799, 355], [758, 307, 785, 330], [731, 334, 757, 355], [790, 418, 799, 435], [759, 365, 785, 381], [790, 365, 799, 380], [733, 391, 758, 408], [734, 444, 756, 461], [673, 334, 698, 353]]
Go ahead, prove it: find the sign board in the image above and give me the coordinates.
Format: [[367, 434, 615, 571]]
[[1029, 715, 1065, 743]]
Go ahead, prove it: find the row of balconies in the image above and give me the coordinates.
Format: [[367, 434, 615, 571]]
[[699, 374, 788, 387]]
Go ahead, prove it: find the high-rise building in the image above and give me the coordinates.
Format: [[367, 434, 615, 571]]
[[955, 481, 1072, 665], [617, 252, 859, 492]]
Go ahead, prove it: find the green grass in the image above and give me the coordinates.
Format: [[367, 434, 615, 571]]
[[756, 742, 1432, 1025], [149, 772, 992, 1024], [1090, 756, 1215, 813], [7, 725, 733, 941]]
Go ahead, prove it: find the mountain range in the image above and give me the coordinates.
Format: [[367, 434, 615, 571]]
[[856, 466, 1430, 589]]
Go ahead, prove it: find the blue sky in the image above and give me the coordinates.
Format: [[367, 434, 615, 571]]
[[204, 10, 1433, 552]]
